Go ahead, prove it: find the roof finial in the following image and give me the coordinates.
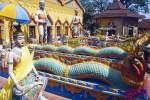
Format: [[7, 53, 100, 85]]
[[113, 0, 120, 2]]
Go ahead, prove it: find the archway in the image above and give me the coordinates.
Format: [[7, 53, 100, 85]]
[[29, 22, 36, 39], [12, 22, 21, 43], [79, 21, 83, 36], [55, 20, 62, 37]]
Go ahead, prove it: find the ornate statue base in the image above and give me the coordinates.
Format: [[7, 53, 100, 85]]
[[13, 71, 47, 100]]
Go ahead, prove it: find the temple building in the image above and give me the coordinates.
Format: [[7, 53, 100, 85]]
[[94, 0, 141, 36], [0, 0, 84, 44], [139, 19, 150, 34]]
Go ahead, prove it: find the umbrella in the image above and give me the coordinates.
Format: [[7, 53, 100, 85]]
[[0, 2, 31, 47], [0, 2, 30, 24]]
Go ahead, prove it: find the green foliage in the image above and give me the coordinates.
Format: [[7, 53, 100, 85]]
[[68, 39, 81, 47], [34, 45, 43, 50], [96, 35, 105, 41], [125, 36, 138, 42], [96, 28, 106, 35], [80, 0, 110, 28], [96, 29, 101, 34], [43, 45, 56, 51], [119, 41, 134, 52], [120, 0, 149, 13], [80, 0, 149, 29]]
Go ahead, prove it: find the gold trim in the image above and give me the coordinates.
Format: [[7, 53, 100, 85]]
[[122, 76, 143, 87], [63, 66, 69, 77]]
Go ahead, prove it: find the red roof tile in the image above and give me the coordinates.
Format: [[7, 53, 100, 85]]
[[95, 9, 140, 18], [94, 0, 140, 18]]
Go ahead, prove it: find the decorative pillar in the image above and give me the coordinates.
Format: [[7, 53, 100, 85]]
[[3, 19, 10, 46], [35, 24, 39, 42], [27, 25, 29, 41], [123, 26, 125, 36], [68, 25, 71, 37], [60, 24, 62, 36], [23, 25, 28, 43], [62, 24, 64, 35], [133, 27, 138, 37]]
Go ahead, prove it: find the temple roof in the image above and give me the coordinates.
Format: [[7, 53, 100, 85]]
[[108, 0, 127, 10], [139, 19, 150, 29], [63, 0, 85, 12], [94, 0, 141, 18]]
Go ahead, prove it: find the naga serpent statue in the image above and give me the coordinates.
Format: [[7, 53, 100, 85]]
[[0, 35, 149, 99], [33, 35, 150, 92]]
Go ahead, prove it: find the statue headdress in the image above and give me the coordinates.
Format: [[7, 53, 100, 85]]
[[16, 32, 24, 39], [40, 0, 45, 3]]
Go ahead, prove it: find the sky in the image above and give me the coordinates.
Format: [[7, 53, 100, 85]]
[[141, 13, 150, 18]]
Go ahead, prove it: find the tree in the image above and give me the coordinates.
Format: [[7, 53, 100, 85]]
[[93, 0, 110, 12], [80, 0, 109, 29], [80, 0, 149, 30], [120, 0, 149, 13]]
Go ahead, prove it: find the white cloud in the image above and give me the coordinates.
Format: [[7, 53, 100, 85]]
[[139, 12, 150, 19], [143, 13, 150, 19]]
